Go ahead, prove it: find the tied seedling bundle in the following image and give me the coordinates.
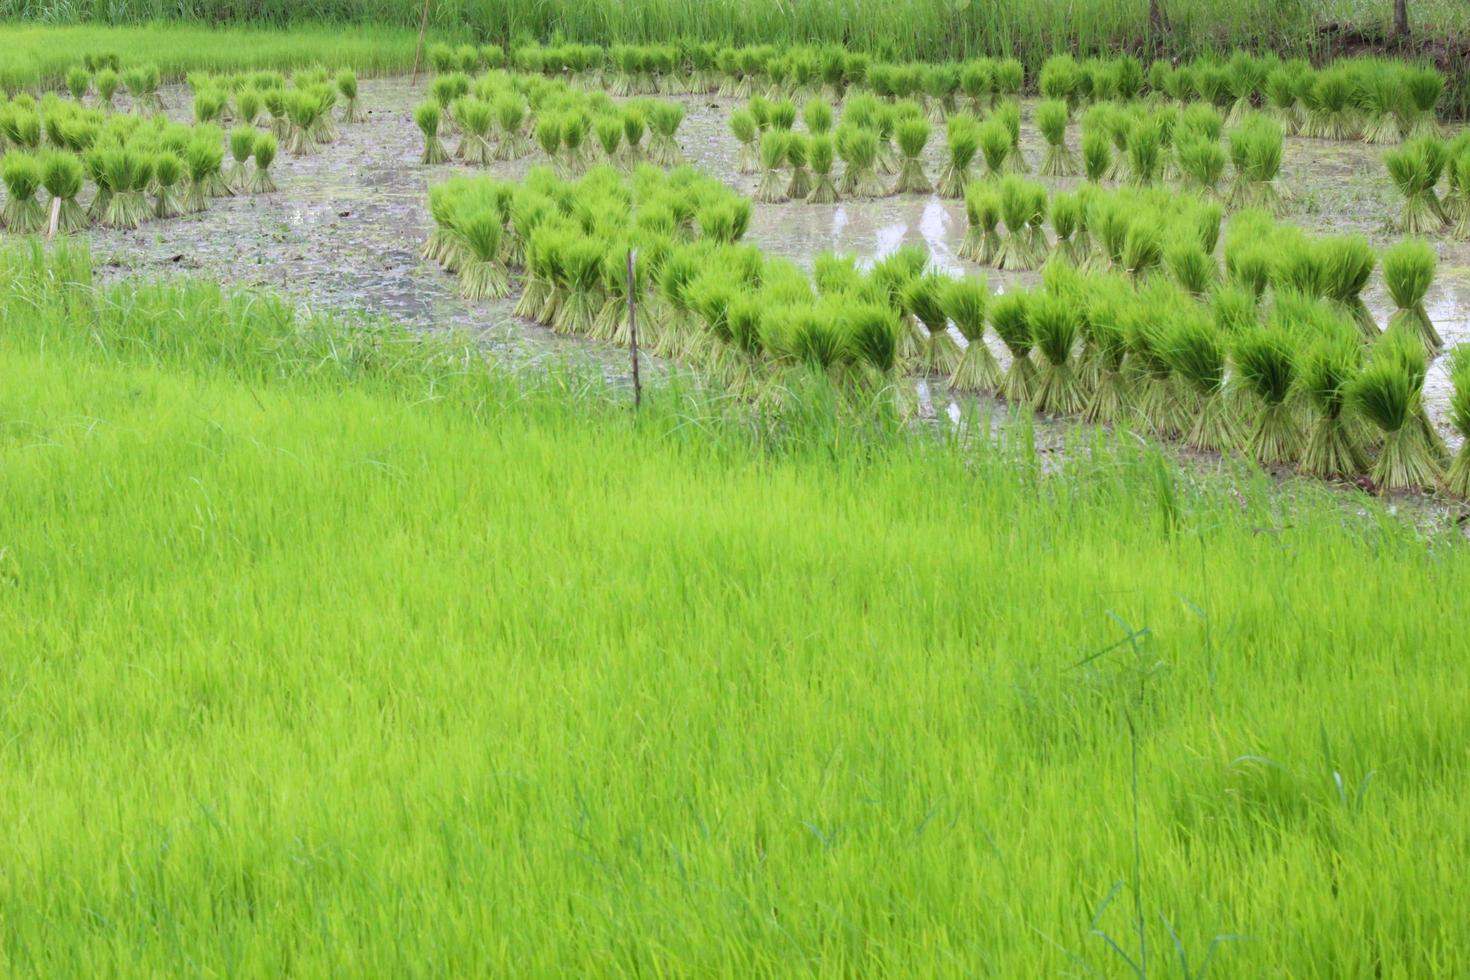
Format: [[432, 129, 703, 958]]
[[227, 126, 256, 192], [836, 126, 884, 199], [1350, 334, 1441, 490], [944, 276, 998, 392], [891, 118, 931, 195], [959, 184, 1002, 265], [937, 115, 977, 199], [40, 152, 87, 234], [1, 153, 46, 233], [337, 70, 363, 124], [415, 102, 449, 165], [1384, 137, 1448, 235], [1382, 238, 1442, 354], [1037, 100, 1076, 177]]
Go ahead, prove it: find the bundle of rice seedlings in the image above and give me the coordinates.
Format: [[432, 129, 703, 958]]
[[1038, 55, 1078, 105], [1049, 192, 1086, 266], [845, 302, 902, 388], [1299, 331, 1369, 478], [1165, 310, 1240, 451], [1074, 130, 1109, 188], [1212, 282, 1260, 334], [1124, 292, 1189, 436], [1312, 234, 1378, 340], [83, 149, 110, 223], [143, 150, 182, 219], [455, 209, 511, 301], [262, 88, 289, 140], [1031, 100, 1072, 178], [902, 273, 960, 375], [836, 126, 884, 199], [993, 100, 1027, 174], [805, 134, 839, 205], [943, 276, 997, 391], [891, 118, 932, 195], [1444, 346, 1470, 497], [729, 108, 759, 173], [100, 147, 150, 230], [1121, 219, 1163, 281], [493, 95, 530, 161], [1113, 56, 1144, 102], [1357, 65, 1403, 145], [40, 151, 87, 233], [1450, 150, 1470, 238], [785, 133, 812, 199], [975, 119, 1010, 183], [620, 108, 647, 165], [1310, 69, 1358, 140], [453, 98, 493, 166], [803, 98, 833, 136], [193, 87, 227, 126], [95, 69, 119, 112], [648, 102, 685, 166], [959, 60, 993, 114], [235, 87, 263, 127], [1234, 327, 1302, 465], [1263, 67, 1299, 133], [414, 101, 449, 165], [1126, 117, 1163, 186], [182, 138, 224, 212], [1224, 52, 1266, 127], [873, 105, 900, 175], [958, 184, 1002, 265], [1027, 292, 1085, 415], [990, 290, 1036, 404], [922, 64, 959, 123], [1403, 68, 1444, 139], [1351, 341, 1440, 490], [994, 177, 1044, 271], [1384, 136, 1448, 234], [336, 69, 363, 124], [65, 66, 90, 102], [1083, 287, 1131, 424], [284, 90, 322, 155], [1164, 234, 1218, 296], [552, 237, 605, 335], [533, 113, 563, 169], [935, 115, 977, 199], [560, 112, 591, 173], [754, 130, 790, 203], [1382, 238, 1441, 354], [1, 153, 45, 233], [1227, 117, 1284, 213], [1175, 136, 1226, 197], [226, 125, 256, 192]]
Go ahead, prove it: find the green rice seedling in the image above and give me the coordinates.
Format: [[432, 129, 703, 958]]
[[648, 102, 685, 167], [65, 66, 90, 102], [1227, 116, 1284, 213], [427, 43, 455, 74], [1124, 288, 1189, 436], [1126, 117, 1162, 186], [873, 105, 900, 176], [937, 115, 977, 199], [493, 95, 529, 161], [594, 114, 623, 166], [1450, 151, 1470, 239], [145, 150, 182, 218], [1175, 137, 1225, 197], [976, 119, 1010, 182], [1235, 326, 1302, 465], [993, 100, 1027, 174], [1382, 238, 1441, 354], [1300, 331, 1368, 478], [767, 99, 797, 132], [1311, 68, 1358, 141], [227, 125, 256, 192], [94, 68, 119, 112], [1027, 291, 1085, 415], [182, 137, 224, 212], [1122, 218, 1163, 280], [262, 88, 289, 140], [455, 98, 495, 166], [534, 114, 562, 170], [1224, 51, 1266, 127], [1081, 128, 1111, 184], [785, 133, 812, 199], [1036, 100, 1075, 177], [1113, 55, 1144, 101], [995, 177, 1042, 271], [1403, 67, 1443, 139], [1316, 235, 1378, 340], [1357, 65, 1403, 145], [843, 301, 901, 389], [803, 98, 832, 136], [1444, 346, 1470, 497], [39, 151, 86, 233], [415, 101, 448, 165], [284, 89, 322, 156], [193, 87, 227, 126], [245, 130, 277, 194], [990, 289, 1035, 404], [958, 184, 1001, 265], [902, 273, 959, 376], [1, 153, 45, 233], [958, 60, 992, 114], [1178, 101, 1224, 144], [729, 108, 759, 173], [620, 108, 646, 165], [1083, 284, 1130, 423], [1167, 308, 1240, 451], [1212, 281, 1259, 334], [335, 69, 362, 124], [235, 87, 262, 127], [892, 118, 931, 195], [943, 276, 997, 392], [99, 147, 149, 230], [755, 130, 790, 203], [921, 64, 958, 123], [82, 149, 110, 224], [836, 126, 884, 199], [1048, 192, 1085, 266], [1384, 137, 1447, 235], [560, 112, 591, 174], [456, 209, 511, 301], [1263, 67, 1300, 133], [1351, 338, 1440, 490], [994, 58, 1023, 100], [1164, 233, 1217, 296], [1038, 55, 1078, 105], [807, 134, 838, 204], [553, 238, 605, 336]]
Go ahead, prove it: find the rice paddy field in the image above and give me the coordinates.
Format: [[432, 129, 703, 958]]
[[4, 16, 1470, 978]]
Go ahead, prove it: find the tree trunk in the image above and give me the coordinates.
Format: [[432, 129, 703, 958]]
[[1393, 0, 1410, 37]]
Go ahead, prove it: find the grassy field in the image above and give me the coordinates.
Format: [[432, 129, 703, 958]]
[[0, 22, 428, 89], [2, 241, 1468, 974]]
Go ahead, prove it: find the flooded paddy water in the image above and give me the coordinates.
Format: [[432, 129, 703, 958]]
[[82, 75, 1470, 473]]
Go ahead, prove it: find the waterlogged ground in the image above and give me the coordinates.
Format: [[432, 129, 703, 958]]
[[82, 76, 1470, 456]]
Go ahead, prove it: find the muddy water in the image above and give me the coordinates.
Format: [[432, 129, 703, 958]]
[[81, 77, 1470, 446]]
